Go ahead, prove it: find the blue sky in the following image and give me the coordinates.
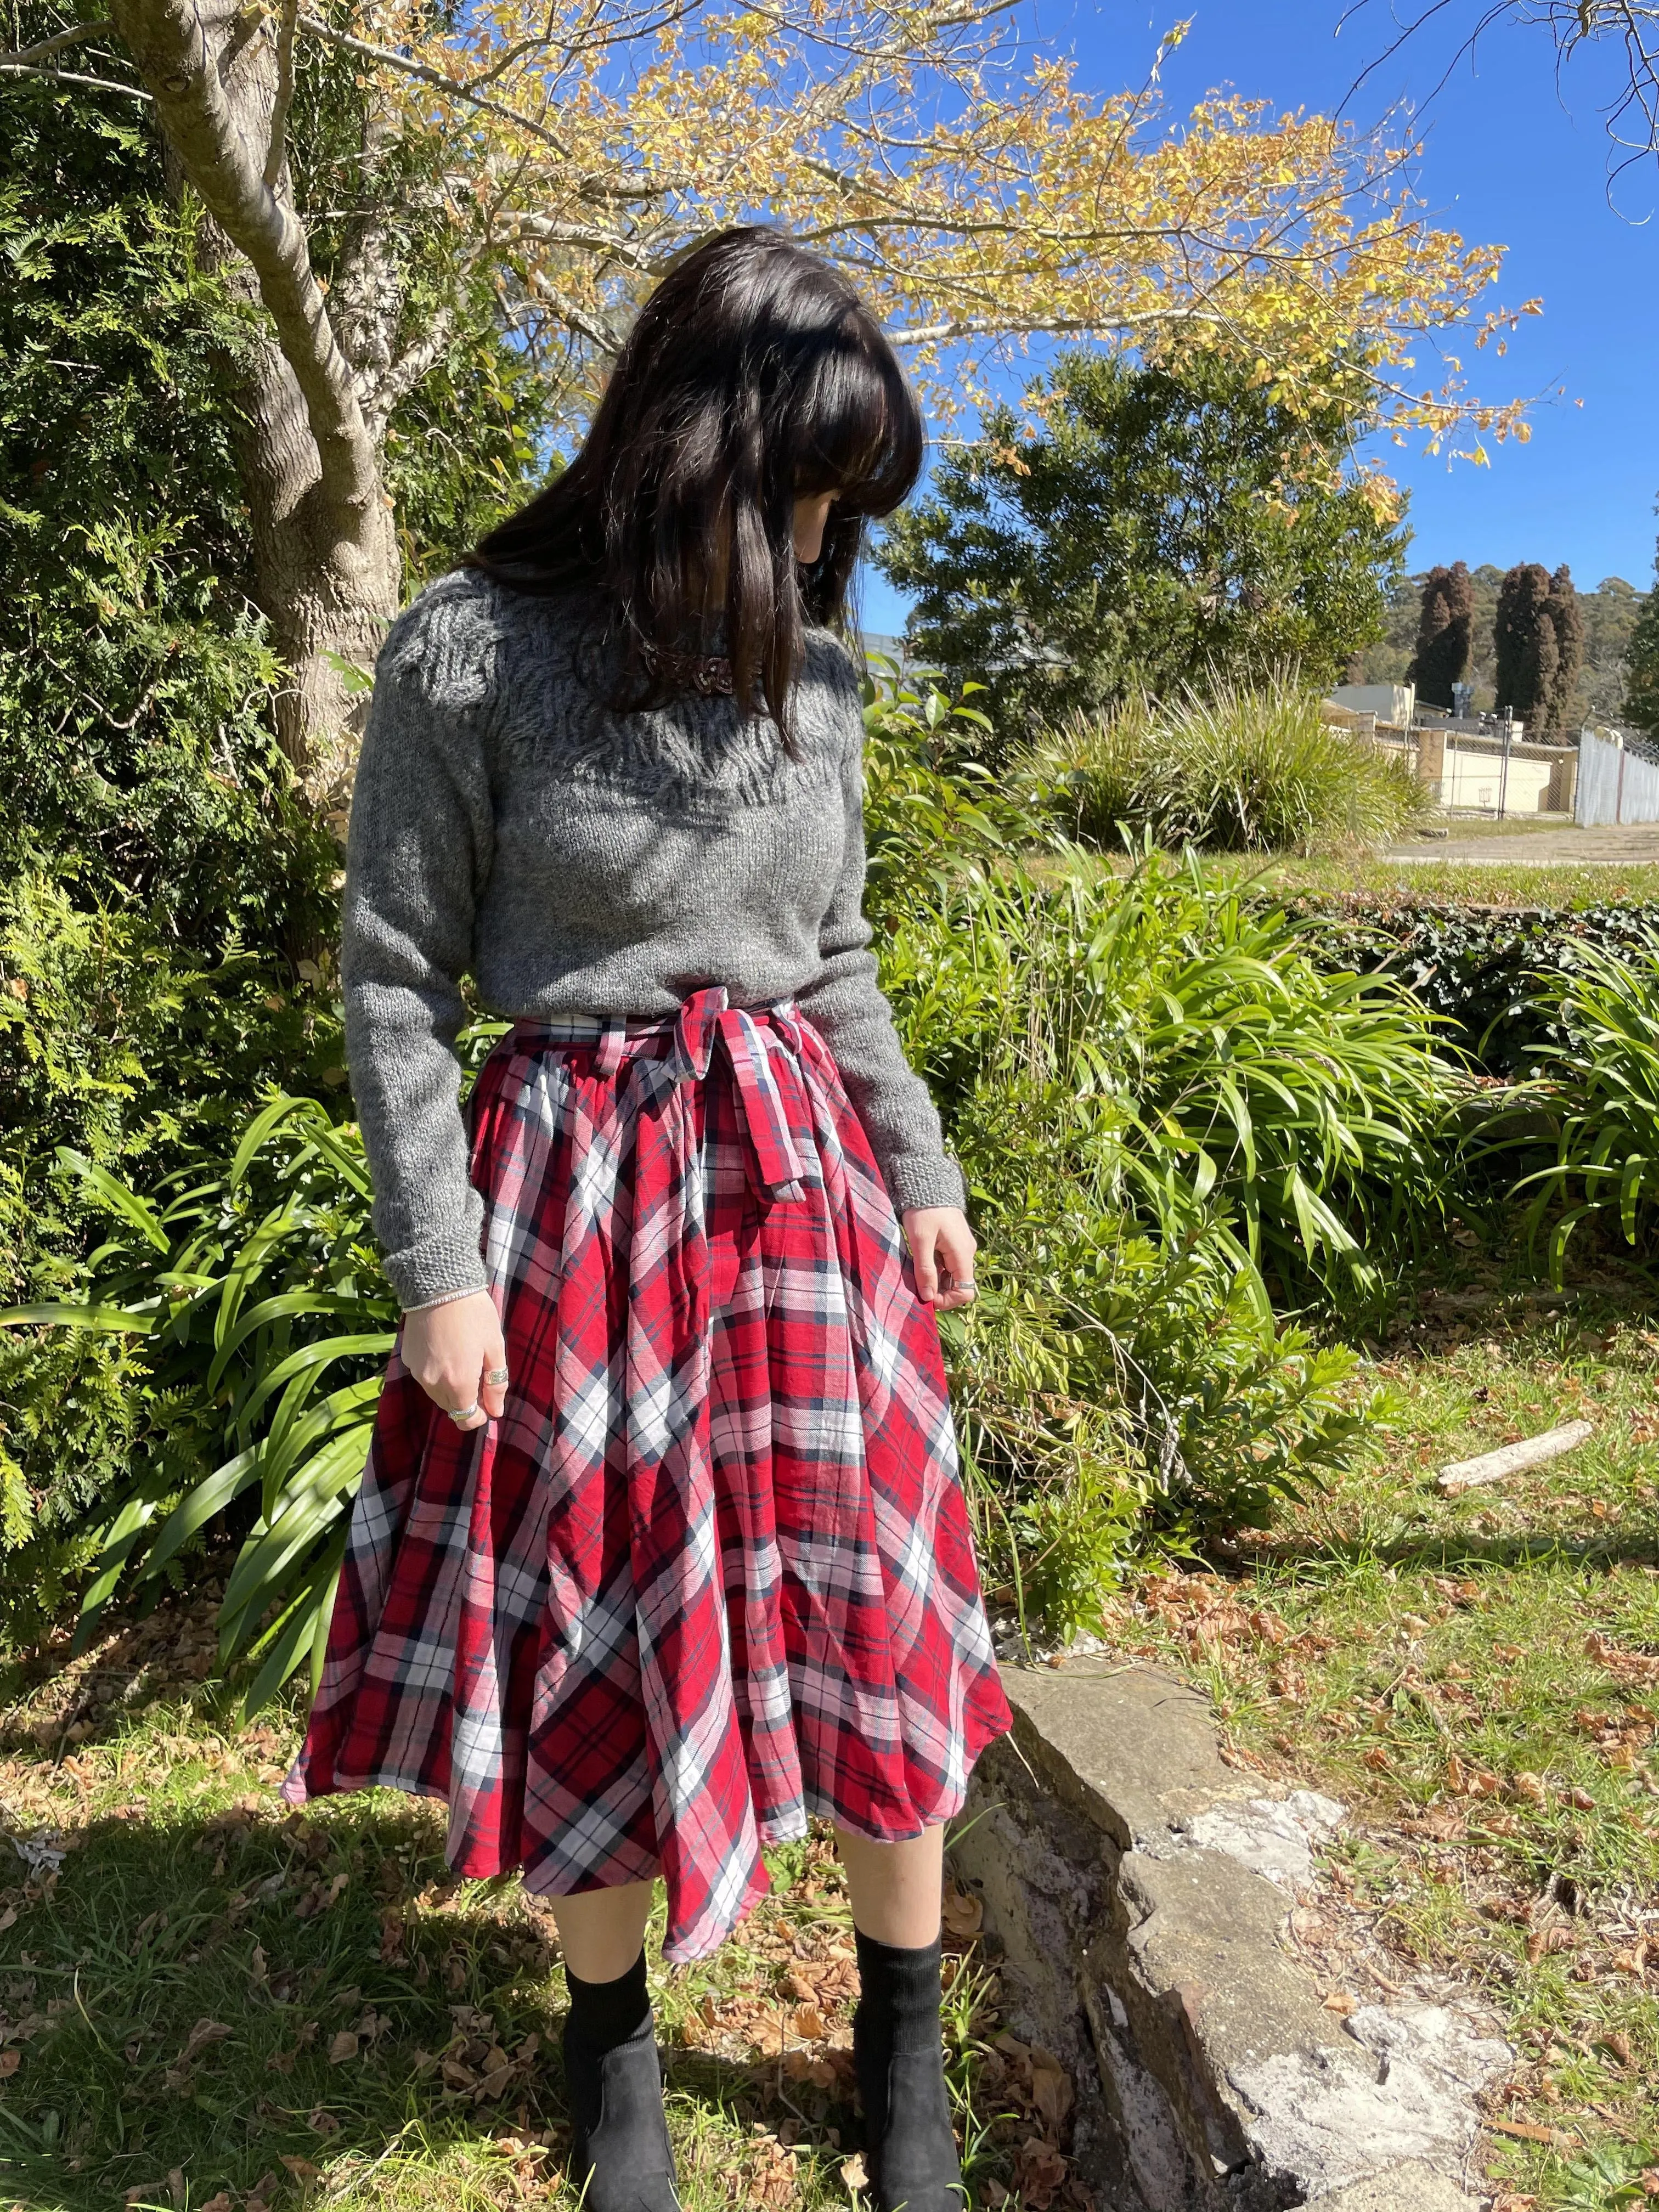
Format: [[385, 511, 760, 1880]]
[[860, 1, 1659, 633]]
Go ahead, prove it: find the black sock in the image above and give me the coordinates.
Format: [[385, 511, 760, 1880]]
[[567, 1949, 651, 2050], [854, 1929, 944, 2051], [564, 1950, 651, 2138]]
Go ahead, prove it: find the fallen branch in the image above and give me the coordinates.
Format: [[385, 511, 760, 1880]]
[[1435, 1419, 1594, 1497]]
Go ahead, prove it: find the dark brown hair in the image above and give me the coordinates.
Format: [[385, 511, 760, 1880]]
[[466, 225, 923, 736]]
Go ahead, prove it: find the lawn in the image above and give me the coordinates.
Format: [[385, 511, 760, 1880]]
[[1239, 855, 1659, 912], [1092, 1263, 1659, 2210], [7, 1276, 1658, 2210], [0, 1613, 1062, 2212]]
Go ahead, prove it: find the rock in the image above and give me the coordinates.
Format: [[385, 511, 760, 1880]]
[[1308, 2162, 1481, 2209], [1344, 2002, 1513, 2095], [1181, 1792, 1347, 1892], [951, 1661, 1504, 2211], [1229, 2040, 1479, 2196], [997, 1658, 1250, 1852]]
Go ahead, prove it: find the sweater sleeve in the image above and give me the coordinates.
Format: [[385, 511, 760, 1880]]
[[793, 653, 968, 1215], [341, 582, 499, 1311]]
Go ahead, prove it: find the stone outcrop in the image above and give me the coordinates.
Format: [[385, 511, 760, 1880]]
[[950, 1660, 1509, 2209]]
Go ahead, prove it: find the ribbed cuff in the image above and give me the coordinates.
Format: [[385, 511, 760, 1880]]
[[383, 1229, 489, 1314], [882, 1152, 968, 1215]]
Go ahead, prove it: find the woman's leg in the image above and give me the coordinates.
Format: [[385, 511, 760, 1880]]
[[836, 1827, 962, 2211], [835, 1824, 944, 1945], [548, 1881, 678, 2211], [544, 1879, 656, 1982]]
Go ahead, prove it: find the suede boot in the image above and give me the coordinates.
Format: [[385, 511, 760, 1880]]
[[563, 1953, 682, 2212], [853, 1931, 965, 2212]]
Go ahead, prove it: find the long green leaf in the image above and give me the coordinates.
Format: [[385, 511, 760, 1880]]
[[0, 1301, 157, 1334], [139, 1442, 264, 1581], [53, 1148, 171, 1252]]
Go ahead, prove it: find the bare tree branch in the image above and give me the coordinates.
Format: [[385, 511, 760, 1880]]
[[0, 57, 150, 94], [0, 16, 114, 63], [264, 0, 300, 188]]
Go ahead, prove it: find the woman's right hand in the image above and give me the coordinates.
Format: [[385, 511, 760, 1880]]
[[400, 1290, 509, 1431]]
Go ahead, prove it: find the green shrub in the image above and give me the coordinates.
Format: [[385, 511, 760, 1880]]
[[1029, 679, 1431, 854], [0, 1094, 400, 1694], [876, 839, 1446, 1632], [889, 848, 1459, 1307], [1497, 927, 1659, 1278], [1274, 892, 1659, 1077]]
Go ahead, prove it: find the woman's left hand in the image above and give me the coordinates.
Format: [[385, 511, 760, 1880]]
[[901, 1206, 978, 1311]]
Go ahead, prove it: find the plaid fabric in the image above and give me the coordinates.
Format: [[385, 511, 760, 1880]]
[[285, 985, 1011, 1962]]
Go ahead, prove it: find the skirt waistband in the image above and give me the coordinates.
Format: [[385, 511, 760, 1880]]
[[500, 986, 808, 1201]]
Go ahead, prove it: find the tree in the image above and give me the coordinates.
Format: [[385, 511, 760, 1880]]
[[3, 1, 1532, 802], [1495, 562, 1556, 725], [877, 349, 1406, 736], [1628, 518, 1659, 735], [1546, 563, 1586, 734], [1347, 4, 1659, 193], [1408, 562, 1475, 707], [1493, 560, 1588, 732]]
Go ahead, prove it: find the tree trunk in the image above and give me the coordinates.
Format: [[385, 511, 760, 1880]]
[[109, 0, 402, 812]]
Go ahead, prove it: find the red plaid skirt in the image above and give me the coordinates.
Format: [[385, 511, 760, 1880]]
[[286, 986, 1011, 1960]]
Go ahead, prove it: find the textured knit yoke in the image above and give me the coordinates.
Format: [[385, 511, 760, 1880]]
[[341, 568, 966, 1311]]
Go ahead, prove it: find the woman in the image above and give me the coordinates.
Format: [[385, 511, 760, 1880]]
[[285, 224, 1012, 2212]]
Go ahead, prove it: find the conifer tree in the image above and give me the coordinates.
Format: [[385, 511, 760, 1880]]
[[1545, 563, 1585, 734], [1408, 561, 1474, 707], [1627, 521, 1659, 737], [1495, 562, 1556, 724]]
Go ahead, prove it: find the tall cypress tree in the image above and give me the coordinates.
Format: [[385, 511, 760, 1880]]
[[1628, 527, 1659, 736], [1408, 561, 1474, 706], [1545, 563, 1585, 735], [1495, 562, 1557, 724]]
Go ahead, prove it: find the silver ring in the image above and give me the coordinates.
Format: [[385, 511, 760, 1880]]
[[485, 1366, 510, 1386], [447, 1400, 482, 1425]]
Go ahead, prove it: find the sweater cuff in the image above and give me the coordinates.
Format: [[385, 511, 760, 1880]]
[[882, 1152, 968, 1215], [383, 1228, 489, 1314]]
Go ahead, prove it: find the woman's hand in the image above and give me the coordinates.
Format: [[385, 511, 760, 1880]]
[[901, 1207, 978, 1311], [400, 1290, 509, 1431]]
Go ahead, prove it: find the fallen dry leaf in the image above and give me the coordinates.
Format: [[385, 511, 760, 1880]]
[[328, 2029, 358, 2064], [840, 2152, 868, 2193], [1029, 2047, 1073, 2132], [1012, 2137, 1068, 2210], [940, 1882, 984, 1940], [0, 2051, 19, 2079]]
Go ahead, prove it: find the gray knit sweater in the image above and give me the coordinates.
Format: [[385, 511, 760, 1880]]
[[342, 568, 966, 1311]]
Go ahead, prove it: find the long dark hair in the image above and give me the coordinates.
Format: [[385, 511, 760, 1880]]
[[466, 225, 923, 737]]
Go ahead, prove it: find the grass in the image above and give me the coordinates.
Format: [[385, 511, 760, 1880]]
[[1241, 855, 1659, 911], [1028, 680, 1430, 856], [0, 1622, 1063, 2212], [1093, 1266, 1659, 2210]]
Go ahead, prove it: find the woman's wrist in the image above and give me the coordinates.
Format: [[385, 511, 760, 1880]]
[[401, 1286, 489, 1316]]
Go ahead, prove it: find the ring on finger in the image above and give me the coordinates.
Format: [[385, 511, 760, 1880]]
[[447, 1399, 482, 1425], [485, 1365, 510, 1386]]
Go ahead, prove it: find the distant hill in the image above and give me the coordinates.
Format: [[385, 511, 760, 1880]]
[[1355, 567, 1647, 726]]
